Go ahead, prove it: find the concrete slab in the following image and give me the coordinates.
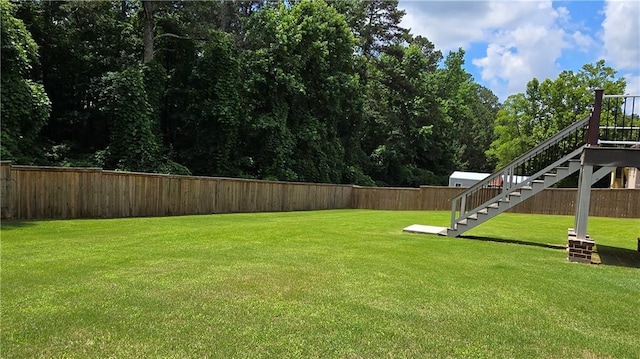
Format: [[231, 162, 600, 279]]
[[403, 224, 448, 236]]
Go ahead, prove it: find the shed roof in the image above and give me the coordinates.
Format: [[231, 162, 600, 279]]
[[449, 171, 491, 181]]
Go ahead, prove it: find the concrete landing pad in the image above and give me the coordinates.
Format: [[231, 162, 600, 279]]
[[403, 224, 448, 236]]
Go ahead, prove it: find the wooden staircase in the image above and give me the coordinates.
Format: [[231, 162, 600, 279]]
[[445, 112, 593, 237], [405, 90, 639, 243], [448, 156, 613, 236]]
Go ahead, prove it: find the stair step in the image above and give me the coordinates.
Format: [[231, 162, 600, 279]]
[[488, 203, 499, 209], [533, 180, 544, 184], [510, 192, 521, 197], [562, 159, 582, 170], [468, 214, 478, 220], [544, 173, 556, 177], [478, 208, 488, 215], [458, 219, 468, 226]]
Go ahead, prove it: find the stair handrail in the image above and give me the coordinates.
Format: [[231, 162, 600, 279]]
[[450, 114, 591, 229]]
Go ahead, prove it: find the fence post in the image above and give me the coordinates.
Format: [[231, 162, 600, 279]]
[[0, 161, 12, 219], [587, 89, 604, 146]]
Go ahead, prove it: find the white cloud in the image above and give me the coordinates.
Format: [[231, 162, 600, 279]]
[[399, 1, 567, 51], [472, 24, 567, 97], [572, 31, 595, 51], [399, 1, 597, 99], [400, 1, 490, 50], [601, 0, 640, 71], [623, 73, 640, 96]]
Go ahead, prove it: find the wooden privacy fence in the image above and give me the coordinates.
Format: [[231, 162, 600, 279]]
[[352, 185, 640, 218], [1, 163, 352, 220], [1, 162, 639, 220]]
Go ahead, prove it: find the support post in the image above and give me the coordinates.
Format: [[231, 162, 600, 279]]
[[573, 167, 582, 230], [569, 163, 595, 263], [574, 164, 593, 240]]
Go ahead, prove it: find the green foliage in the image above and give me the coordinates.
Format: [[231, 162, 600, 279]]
[[0, 0, 50, 163], [487, 60, 626, 168], [12, 0, 631, 188], [433, 49, 499, 173], [243, 0, 361, 183], [142, 61, 167, 139], [352, 0, 408, 58], [15, 0, 140, 159], [182, 30, 243, 176], [99, 66, 160, 172], [1, 0, 38, 76], [157, 159, 192, 176], [362, 38, 451, 186]]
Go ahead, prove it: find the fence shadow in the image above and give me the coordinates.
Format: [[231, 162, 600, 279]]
[[595, 245, 640, 269], [460, 235, 566, 250], [0, 221, 35, 231]]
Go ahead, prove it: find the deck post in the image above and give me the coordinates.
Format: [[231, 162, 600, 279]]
[[587, 89, 604, 146], [574, 164, 593, 240], [569, 163, 595, 263]]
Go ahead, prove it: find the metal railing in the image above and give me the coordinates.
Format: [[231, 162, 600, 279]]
[[597, 94, 640, 147]]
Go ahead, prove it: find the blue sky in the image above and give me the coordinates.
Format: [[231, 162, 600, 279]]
[[398, 0, 640, 101]]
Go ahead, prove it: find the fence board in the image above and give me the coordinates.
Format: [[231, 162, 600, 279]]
[[1, 163, 638, 220]]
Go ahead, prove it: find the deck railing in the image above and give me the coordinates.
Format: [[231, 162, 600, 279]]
[[597, 93, 640, 147]]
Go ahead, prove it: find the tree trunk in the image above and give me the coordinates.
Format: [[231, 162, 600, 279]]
[[142, 0, 156, 63]]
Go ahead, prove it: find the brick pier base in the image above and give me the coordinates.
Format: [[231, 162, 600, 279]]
[[567, 228, 594, 263]]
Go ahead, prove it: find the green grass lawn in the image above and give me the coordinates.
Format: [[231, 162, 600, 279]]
[[2, 210, 639, 358]]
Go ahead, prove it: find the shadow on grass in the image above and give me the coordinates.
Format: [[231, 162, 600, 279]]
[[596, 245, 640, 269], [460, 235, 640, 268], [0, 221, 36, 231], [460, 235, 566, 250]]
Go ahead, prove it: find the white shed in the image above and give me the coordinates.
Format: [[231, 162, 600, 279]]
[[448, 171, 490, 187]]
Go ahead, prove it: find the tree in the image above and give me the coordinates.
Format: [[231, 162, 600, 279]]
[[0, 0, 50, 164], [432, 49, 499, 173], [354, 0, 408, 59], [14, 1, 138, 165], [465, 85, 500, 172], [99, 66, 160, 172], [242, 0, 361, 183], [16, 0, 593, 188], [180, 31, 244, 176], [487, 60, 626, 167], [142, 0, 158, 63], [362, 40, 452, 186]]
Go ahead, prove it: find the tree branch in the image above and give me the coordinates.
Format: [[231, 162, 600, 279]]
[[154, 33, 208, 41]]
